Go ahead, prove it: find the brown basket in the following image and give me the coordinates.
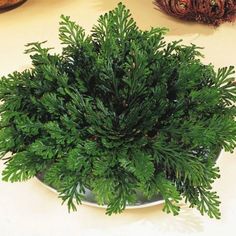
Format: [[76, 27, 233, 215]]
[[0, 0, 26, 10]]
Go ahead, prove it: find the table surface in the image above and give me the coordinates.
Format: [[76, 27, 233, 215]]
[[0, 1, 236, 236]]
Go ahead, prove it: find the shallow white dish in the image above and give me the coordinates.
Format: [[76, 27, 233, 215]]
[[35, 150, 222, 209], [35, 177, 165, 209]]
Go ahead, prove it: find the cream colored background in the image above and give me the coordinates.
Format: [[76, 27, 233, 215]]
[[0, 1, 236, 235]]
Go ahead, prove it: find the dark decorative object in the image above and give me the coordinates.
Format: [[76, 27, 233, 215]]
[[0, 3, 235, 218], [0, 0, 26, 11], [154, 0, 236, 26]]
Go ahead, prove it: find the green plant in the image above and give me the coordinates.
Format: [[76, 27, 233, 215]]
[[0, 3, 235, 218]]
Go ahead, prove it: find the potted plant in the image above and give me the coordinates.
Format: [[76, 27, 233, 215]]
[[0, 3, 235, 219], [0, 0, 27, 11], [154, 0, 236, 26]]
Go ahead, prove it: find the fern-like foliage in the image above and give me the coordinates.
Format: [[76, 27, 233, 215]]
[[0, 3, 235, 218]]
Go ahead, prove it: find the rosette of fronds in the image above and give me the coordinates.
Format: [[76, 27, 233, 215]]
[[154, 0, 236, 26], [0, 3, 236, 218]]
